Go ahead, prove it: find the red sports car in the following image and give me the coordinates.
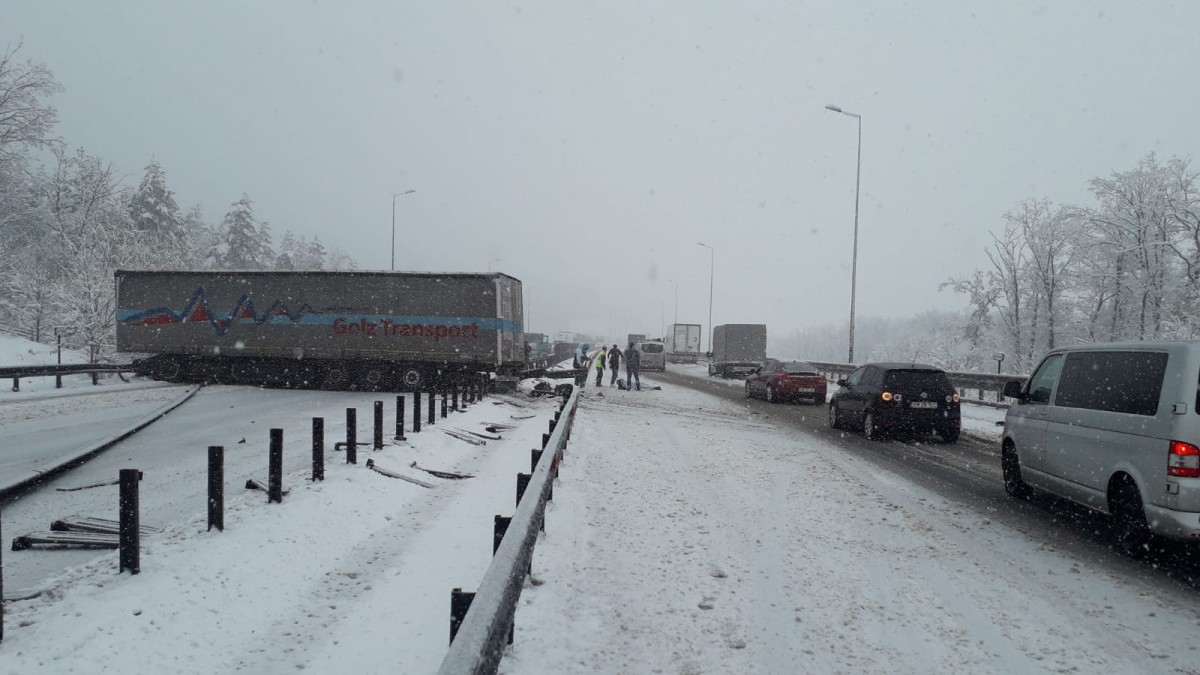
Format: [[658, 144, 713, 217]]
[[745, 360, 827, 404]]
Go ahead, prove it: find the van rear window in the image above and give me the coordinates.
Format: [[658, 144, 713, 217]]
[[1055, 351, 1167, 416], [640, 343, 663, 353]]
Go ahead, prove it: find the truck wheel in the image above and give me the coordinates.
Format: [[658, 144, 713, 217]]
[[152, 357, 182, 382], [323, 368, 348, 390], [399, 367, 424, 392]]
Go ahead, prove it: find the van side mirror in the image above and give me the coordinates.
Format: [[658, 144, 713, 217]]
[[836, 378, 849, 387], [1002, 380, 1026, 400]]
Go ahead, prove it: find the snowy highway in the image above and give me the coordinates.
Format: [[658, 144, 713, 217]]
[[507, 370, 1200, 674]]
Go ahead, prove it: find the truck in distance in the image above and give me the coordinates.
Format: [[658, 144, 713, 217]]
[[709, 324, 767, 378], [115, 269, 525, 391], [665, 323, 702, 365]]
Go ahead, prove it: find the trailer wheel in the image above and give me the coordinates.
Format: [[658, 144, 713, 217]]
[[323, 368, 347, 390], [400, 367, 424, 391]]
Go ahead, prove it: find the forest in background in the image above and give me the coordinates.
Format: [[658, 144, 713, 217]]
[[0, 43, 355, 361]]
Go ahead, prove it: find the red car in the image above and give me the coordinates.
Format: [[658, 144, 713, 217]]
[[745, 360, 827, 404]]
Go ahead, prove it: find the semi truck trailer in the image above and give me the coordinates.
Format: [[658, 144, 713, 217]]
[[115, 270, 524, 391], [665, 323, 702, 364]]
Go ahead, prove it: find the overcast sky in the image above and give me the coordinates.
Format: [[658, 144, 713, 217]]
[[6, 1, 1200, 343]]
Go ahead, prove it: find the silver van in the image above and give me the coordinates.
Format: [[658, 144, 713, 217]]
[[635, 341, 666, 372], [1001, 341, 1200, 554]]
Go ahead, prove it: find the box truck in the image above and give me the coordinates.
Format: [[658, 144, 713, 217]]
[[709, 324, 767, 378], [665, 323, 702, 364], [115, 270, 524, 391]]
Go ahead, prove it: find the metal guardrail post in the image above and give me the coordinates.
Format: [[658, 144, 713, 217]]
[[428, 390, 436, 426], [442, 391, 448, 418], [450, 588, 475, 645], [395, 396, 407, 441], [268, 429, 283, 504], [208, 446, 224, 531], [312, 417, 325, 481], [373, 401, 384, 451], [452, 385, 459, 412], [346, 408, 358, 464], [119, 469, 140, 574], [10, 378, 17, 392], [413, 393, 422, 433]]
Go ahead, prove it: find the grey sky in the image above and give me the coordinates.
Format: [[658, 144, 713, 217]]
[[6, 1, 1199, 343]]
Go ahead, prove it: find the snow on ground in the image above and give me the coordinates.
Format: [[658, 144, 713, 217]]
[[4, 366, 1194, 674], [0, 333, 134, 398], [503, 374, 1200, 675]]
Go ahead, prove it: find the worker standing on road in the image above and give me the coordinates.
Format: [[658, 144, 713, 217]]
[[625, 342, 641, 391], [574, 343, 589, 369], [608, 344, 622, 386], [595, 346, 607, 386]]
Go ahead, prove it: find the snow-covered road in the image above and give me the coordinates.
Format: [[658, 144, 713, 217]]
[[505, 376, 1200, 674]]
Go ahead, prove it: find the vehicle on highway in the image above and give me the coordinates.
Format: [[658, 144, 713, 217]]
[[1001, 341, 1200, 554], [116, 270, 525, 391], [828, 363, 961, 442], [709, 324, 767, 378], [634, 341, 666, 372], [745, 359, 827, 404]]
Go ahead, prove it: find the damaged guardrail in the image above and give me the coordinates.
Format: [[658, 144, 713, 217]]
[[437, 382, 579, 675]]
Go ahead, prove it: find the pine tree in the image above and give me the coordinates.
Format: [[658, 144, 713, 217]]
[[128, 160, 183, 244], [217, 194, 272, 269]]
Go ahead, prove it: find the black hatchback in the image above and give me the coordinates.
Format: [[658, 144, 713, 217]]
[[828, 363, 961, 442]]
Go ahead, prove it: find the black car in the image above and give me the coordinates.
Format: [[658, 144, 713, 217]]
[[828, 362, 961, 442]]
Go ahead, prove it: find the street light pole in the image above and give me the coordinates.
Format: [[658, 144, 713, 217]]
[[391, 189, 416, 271], [825, 104, 862, 363], [698, 242, 713, 353], [667, 279, 678, 327]]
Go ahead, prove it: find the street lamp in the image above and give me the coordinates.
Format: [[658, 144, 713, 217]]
[[825, 103, 862, 363], [697, 242, 713, 353], [666, 279, 678, 328], [391, 189, 416, 271]]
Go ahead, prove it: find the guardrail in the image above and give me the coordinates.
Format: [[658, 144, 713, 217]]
[[437, 383, 579, 674], [801, 360, 1027, 406], [0, 363, 135, 392]]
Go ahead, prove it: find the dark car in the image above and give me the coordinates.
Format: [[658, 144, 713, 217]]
[[828, 363, 961, 442], [745, 359, 827, 404]]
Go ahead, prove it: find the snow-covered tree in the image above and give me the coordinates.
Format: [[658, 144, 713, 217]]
[[0, 41, 62, 160], [215, 194, 272, 269], [128, 160, 184, 245]]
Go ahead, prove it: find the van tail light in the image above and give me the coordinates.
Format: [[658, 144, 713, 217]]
[[880, 391, 902, 402], [1168, 440, 1200, 478]]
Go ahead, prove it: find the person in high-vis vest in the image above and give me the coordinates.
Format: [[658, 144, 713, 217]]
[[595, 346, 607, 386]]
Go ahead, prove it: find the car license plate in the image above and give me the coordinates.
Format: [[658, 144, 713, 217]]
[[798, 387, 815, 393], [910, 402, 937, 409]]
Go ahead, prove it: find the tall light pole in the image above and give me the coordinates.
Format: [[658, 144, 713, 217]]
[[391, 189, 416, 271], [825, 104, 861, 363], [666, 279, 678, 327], [697, 242, 713, 354]]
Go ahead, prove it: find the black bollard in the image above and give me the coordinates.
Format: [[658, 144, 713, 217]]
[[451, 385, 459, 412], [374, 401, 384, 451], [119, 469, 140, 574], [268, 428, 283, 504], [516, 472, 531, 507], [441, 391, 448, 418], [208, 446, 224, 531], [346, 408, 358, 464], [428, 389, 435, 426], [542, 432, 550, 449], [413, 392, 421, 433], [531, 448, 543, 473], [493, 514, 511, 555], [395, 396, 406, 441], [312, 417, 325, 481], [1, 505, 4, 641], [549, 418, 556, 436], [450, 588, 475, 645]]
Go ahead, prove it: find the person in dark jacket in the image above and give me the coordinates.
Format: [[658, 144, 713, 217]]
[[608, 344, 622, 386], [625, 342, 641, 391]]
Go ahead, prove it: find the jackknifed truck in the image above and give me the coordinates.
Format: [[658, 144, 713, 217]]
[[115, 270, 525, 390], [709, 324, 767, 378]]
